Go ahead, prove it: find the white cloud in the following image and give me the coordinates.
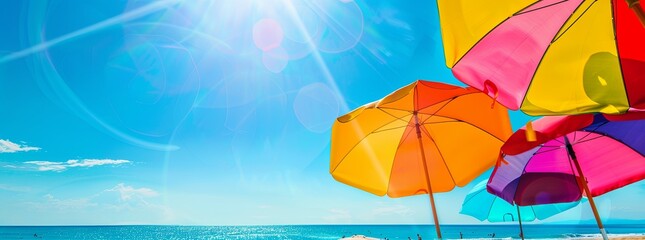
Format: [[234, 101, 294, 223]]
[[2, 164, 22, 169], [26, 184, 161, 211], [26, 194, 97, 211], [24, 161, 67, 172], [23, 159, 130, 172], [0, 139, 40, 153], [106, 183, 159, 201], [17, 184, 174, 225], [66, 159, 130, 167], [45, 194, 98, 209], [0, 184, 31, 193]]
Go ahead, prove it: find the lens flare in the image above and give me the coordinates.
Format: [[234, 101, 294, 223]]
[[262, 47, 289, 73], [253, 18, 284, 51], [293, 83, 339, 133]]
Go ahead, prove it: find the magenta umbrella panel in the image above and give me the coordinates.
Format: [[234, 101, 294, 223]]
[[487, 113, 645, 206]]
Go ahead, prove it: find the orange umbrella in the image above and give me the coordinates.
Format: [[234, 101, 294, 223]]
[[330, 80, 512, 239]]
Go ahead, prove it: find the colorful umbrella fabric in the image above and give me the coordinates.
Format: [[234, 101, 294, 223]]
[[437, 0, 645, 115], [487, 112, 645, 240], [462, 179, 583, 239], [330, 80, 512, 239], [462, 180, 581, 222]]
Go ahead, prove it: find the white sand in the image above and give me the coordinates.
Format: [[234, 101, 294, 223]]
[[340, 235, 380, 240], [584, 237, 645, 240], [339, 235, 645, 240]]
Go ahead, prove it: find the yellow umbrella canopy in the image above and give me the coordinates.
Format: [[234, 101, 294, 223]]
[[330, 80, 512, 238], [437, 0, 645, 115]]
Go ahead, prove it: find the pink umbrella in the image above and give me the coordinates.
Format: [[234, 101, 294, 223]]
[[487, 112, 645, 240], [437, 0, 645, 116]]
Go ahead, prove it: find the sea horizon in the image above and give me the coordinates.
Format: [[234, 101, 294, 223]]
[[3, 221, 645, 227], [2, 1, 644, 239], [2, 224, 645, 239], [1, 223, 644, 226]]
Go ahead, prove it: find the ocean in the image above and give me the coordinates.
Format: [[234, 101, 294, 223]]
[[1, 224, 644, 239]]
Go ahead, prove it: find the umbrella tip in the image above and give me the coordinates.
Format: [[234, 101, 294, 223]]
[[525, 121, 537, 142], [482, 80, 499, 109]]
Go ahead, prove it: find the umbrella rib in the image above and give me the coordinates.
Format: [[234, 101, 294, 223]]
[[486, 197, 498, 222], [539, 145, 563, 148], [376, 108, 413, 124], [536, 134, 628, 195], [419, 118, 509, 188], [415, 92, 484, 114], [552, 1, 597, 43], [515, 0, 570, 16], [330, 115, 412, 174], [420, 120, 460, 126], [419, 126, 459, 188], [379, 88, 481, 114], [419, 114, 459, 125], [416, 97, 460, 125], [414, 84, 419, 111], [372, 125, 410, 134], [574, 130, 578, 142], [519, 0, 588, 110], [451, 1, 549, 66], [422, 97, 457, 118], [422, 119, 508, 143], [575, 122, 609, 142], [584, 120, 609, 131], [386, 93, 502, 142], [572, 134, 605, 145], [389, 92, 486, 124], [463, 184, 489, 204], [385, 126, 417, 196], [609, 0, 631, 106], [578, 129, 645, 157], [533, 145, 565, 155], [461, 185, 494, 221], [416, 94, 508, 143], [530, 134, 606, 157], [410, 92, 466, 124], [533, 135, 609, 156]]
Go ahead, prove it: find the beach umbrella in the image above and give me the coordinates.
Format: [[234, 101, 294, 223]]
[[330, 80, 512, 239], [461, 179, 583, 239], [487, 112, 645, 240], [436, 0, 645, 115]]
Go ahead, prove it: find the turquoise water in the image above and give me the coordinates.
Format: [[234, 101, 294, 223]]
[[1, 225, 644, 239]]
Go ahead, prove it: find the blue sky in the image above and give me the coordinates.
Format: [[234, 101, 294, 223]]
[[0, 0, 643, 226]]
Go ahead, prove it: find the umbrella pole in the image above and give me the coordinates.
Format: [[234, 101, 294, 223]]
[[414, 113, 442, 239], [626, 0, 645, 27], [564, 136, 609, 240], [516, 205, 525, 240]]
